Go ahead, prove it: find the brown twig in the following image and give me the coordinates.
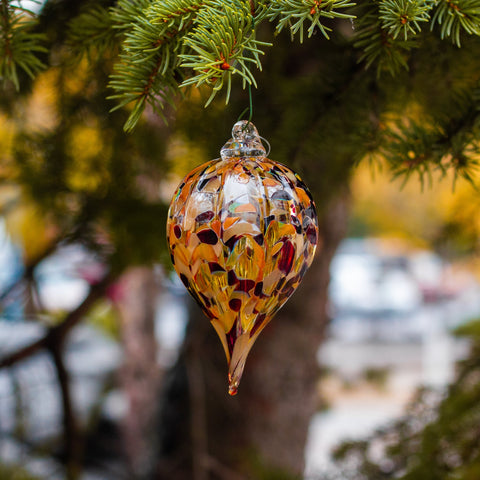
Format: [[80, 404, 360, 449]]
[[0, 272, 115, 369], [0, 242, 58, 304], [50, 339, 83, 480]]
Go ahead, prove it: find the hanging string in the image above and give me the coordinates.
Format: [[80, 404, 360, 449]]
[[247, 82, 253, 123], [238, 2, 256, 126], [260, 136, 271, 157], [237, 83, 253, 124]]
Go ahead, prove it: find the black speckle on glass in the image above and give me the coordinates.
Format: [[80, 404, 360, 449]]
[[236, 279, 255, 293], [225, 235, 239, 251], [271, 190, 293, 201], [180, 273, 189, 288], [199, 291, 211, 308], [229, 298, 242, 312], [291, 216, 301, 233], [228, 270, 239, 286], [253, 234, 264, 246], [209, 262, 226, 273], [197, 229, 218, 245], [197, 177, 209, 191], [195, 210, 215, 223], [306, 224, 317, 245], [263, 215, 275, 233]]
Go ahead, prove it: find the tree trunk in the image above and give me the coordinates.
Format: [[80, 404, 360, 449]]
[[116, 266, 161, 479], [157, 190, 350, 479]]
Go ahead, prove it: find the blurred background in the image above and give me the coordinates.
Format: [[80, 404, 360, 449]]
[[2, 1, 480, 480], [2, 155, 480, 479]]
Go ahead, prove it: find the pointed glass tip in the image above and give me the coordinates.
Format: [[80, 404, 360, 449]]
[[228, 368, 243, 395], [228, 377, 239, 396], [226, 331, 252, 396]]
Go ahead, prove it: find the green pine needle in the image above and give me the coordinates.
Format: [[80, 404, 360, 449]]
[[67, 5, 118, 61], [0, 2, 46, 90], [353, 3, 417, 76], [100, 0, 480, 131], [430, 0, 480, 46], [379, 0, 433, 40], [267, 0, 356, 42], [108, 0, 197, 131], [179, 0, 270, 105]]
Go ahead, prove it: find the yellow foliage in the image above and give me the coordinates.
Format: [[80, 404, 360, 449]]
[[24, 69, 60, 132], [0, 114, 16, 178], [65, 122, 112, 194], [166, 134, 208, 177], [350, 161, 478, 249], [63, 58, 92, 97], [5, 201, 58, 263], [161, 134, 208, 201], [21, 60, 96, 134]]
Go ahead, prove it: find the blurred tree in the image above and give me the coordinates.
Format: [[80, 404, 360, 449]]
[[329, 318, 480, 480], [0, 1, 479, 480]]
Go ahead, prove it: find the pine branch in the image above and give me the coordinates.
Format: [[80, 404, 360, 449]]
[[108, 0, 202, 131], [353, 1, 418, 76], [430, 0, 480, 46], [379, 0, 433, 40], [381, 104, 480, 187], [148, 0, 205, 23], [102, 0, 480, 130], [67, 5, 118, 61], [179, 0, 270, 106], [266, 0, 356, 41], [382, 121, 443, 187], [110, 0, 155, 33], [0, 0, 46, 90], [437, 94, 480, 185]]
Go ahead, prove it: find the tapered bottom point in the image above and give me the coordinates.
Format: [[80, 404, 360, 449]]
[[228, 374, 239, 396]]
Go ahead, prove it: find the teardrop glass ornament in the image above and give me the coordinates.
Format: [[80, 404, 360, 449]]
[[167, 121, 318, 395]]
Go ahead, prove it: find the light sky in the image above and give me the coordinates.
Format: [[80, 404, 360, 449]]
[[11, 0, 45, 14]]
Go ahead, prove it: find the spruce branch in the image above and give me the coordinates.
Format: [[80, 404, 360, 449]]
[[353, 2, 417, 75], [148, 0, 205, 25], [266, 0, 356, 41], [109, 0, 271, 130], [108, 0, 200, 131], [382, 103, 480, 187], [437, 95, 480, 185], [110, 0, 153, 34], [0, 0, 46, 90], [179, 0, 270, 106], [383, 121, 441, 187], [379, 0, 433, 40], [430, 0, 480, 46], [67, 5, 118, 61], [102, 0, 479, 131]]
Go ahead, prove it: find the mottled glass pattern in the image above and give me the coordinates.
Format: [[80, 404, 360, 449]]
[[167, 121, 318, 395]]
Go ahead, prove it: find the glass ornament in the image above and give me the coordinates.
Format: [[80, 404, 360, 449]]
[[167, 121, 318, 395]]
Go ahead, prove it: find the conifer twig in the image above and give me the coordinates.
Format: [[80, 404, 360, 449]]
[[0, 0, 46, 89]]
